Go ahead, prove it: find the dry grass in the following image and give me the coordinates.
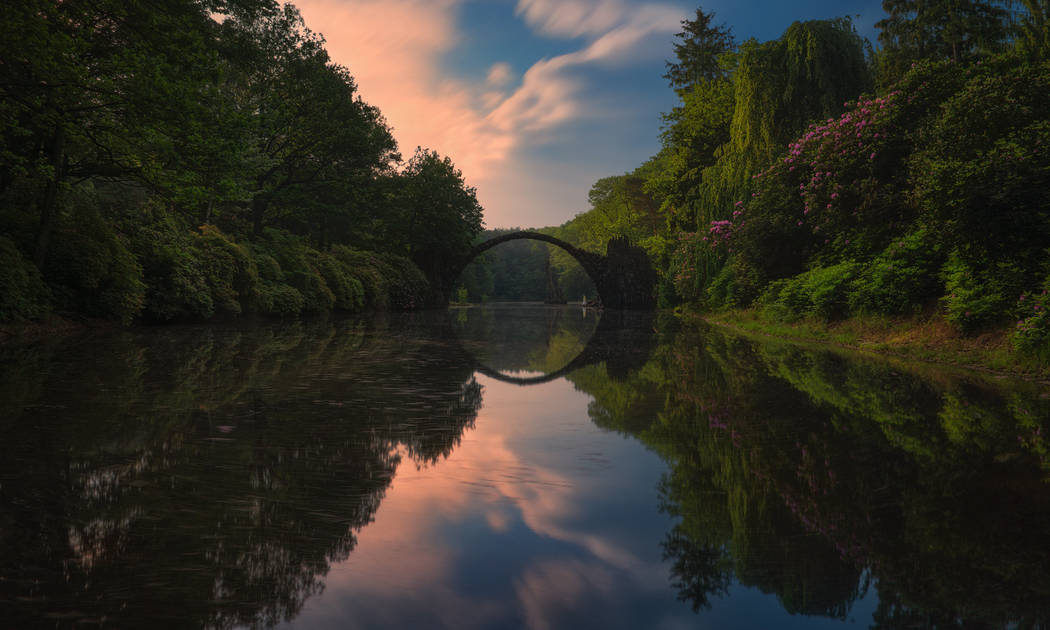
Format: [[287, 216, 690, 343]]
[[702, 308, 1050, 381]]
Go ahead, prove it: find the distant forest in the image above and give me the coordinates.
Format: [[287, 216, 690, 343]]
[[453, 229, 595, 303]]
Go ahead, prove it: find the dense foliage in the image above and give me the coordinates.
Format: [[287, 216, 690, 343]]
[[542, 2, 1050, 357], [0, 0, 481, 325], [572, 318, 1050, 626]]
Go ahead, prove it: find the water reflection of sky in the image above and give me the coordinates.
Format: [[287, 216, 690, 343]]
[[278, 373, 879, 630]]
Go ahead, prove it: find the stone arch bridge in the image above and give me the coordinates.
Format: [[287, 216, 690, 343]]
[[436, 231, 657, 310]]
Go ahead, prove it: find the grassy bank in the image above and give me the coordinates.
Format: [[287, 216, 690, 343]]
[[700, 308, 1050, 381]]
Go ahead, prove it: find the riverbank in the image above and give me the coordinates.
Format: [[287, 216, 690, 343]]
[[699, 308, 1050, 382]]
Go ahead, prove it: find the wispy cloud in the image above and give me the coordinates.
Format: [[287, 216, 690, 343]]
[[293, 0, 684, 228], [515, 0, 629, 38]]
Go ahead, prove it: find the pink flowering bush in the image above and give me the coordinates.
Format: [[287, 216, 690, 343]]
[[1014, 264, 1050, 354], [684, 57, 1050, 324], [714, 87, 913, 304]]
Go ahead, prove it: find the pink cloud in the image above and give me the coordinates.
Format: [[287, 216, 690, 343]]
[[291, 0, 684, 228]]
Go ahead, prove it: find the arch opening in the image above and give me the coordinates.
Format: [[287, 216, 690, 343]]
[[439, 231, 657, 310], [448, 232, 604, 305]]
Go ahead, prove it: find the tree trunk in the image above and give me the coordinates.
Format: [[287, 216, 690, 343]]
[[251, 196, 266, 242], [33, 128, 65, 271]]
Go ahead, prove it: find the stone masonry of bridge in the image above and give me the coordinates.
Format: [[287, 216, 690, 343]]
[[437, 231, 657, 310]]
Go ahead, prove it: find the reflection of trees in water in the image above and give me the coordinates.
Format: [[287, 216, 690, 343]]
[[0, 314, 481, 628], [567, 317, 1050, 626]]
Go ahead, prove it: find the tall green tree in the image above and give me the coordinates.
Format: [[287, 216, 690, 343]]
[[663, 8, 736, 93], [216, 5, 399, 240], [651, 78, 736, 231], [1012, 0, 1050, 62], [875, 0, 1010, 87], [0, 0, 269, 269], [395, 147, 484, 301]]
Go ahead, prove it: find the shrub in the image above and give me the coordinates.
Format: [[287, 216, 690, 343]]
[[45, 203, 146, 324], [758, 261, 859, 321], [308, 250, 363, 312], [193, 226, 262, 316], [246, 245, 303, 317], [848, 230, 944, 315], [119, 201, 214, 322], [0, 237, 51, 320], [329, 246, 429, 310], [941, 252, 1026, 333], [252, 230, 334, 314], [707, 264, 742, 310], [375, 253, 429, 309], [331, 246, 386, 310]]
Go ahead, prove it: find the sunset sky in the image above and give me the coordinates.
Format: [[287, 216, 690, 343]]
[[292, 0, 886, 230]]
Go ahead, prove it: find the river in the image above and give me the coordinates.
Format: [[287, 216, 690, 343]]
[[2, 305, 1048, 629]]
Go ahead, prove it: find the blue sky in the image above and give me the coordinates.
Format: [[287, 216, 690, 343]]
[[294, 0, 888, 229]]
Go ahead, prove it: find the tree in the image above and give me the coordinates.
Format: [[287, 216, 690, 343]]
[[216, 5, 399, 240], [875, 0, 1009, 81], [1012, 0, 1050, 62], [0, 0, 268, 269], [663, 8, 736, 93], [688, 18, 873, 233], [651, 78, 736, 231], [395, 147, 484, 301]]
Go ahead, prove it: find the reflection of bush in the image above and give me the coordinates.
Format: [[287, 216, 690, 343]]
[[566, 316, 1050, 625], [670, 323, 1050, 625], [0, 313, 481, 628]]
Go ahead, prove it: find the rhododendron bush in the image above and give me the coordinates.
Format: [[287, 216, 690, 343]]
[[673, 57, 1050, 350]]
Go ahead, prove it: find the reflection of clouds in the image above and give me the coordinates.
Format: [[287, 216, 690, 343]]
[[287, 377, 672, 628], [516, 558, 617, 630]]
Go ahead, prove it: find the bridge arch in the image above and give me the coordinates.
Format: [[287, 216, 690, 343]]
[[440, 231, 656, 310]]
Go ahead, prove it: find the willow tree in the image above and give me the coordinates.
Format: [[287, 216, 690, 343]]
[[1014, 0, 1050, 62], [695, 18, 873, 227]]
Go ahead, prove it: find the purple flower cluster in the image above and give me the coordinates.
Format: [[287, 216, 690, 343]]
[[715, 92, 903, 249], [784, 93, 899, 228]]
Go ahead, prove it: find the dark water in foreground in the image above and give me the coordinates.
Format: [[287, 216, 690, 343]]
[[2, 305, 1050, 629]]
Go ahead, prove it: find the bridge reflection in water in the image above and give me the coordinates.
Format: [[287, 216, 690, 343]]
[[447, 305, 659, 386]]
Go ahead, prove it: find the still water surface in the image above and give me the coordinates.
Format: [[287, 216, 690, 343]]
[[2, 305, 1049, 629]]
